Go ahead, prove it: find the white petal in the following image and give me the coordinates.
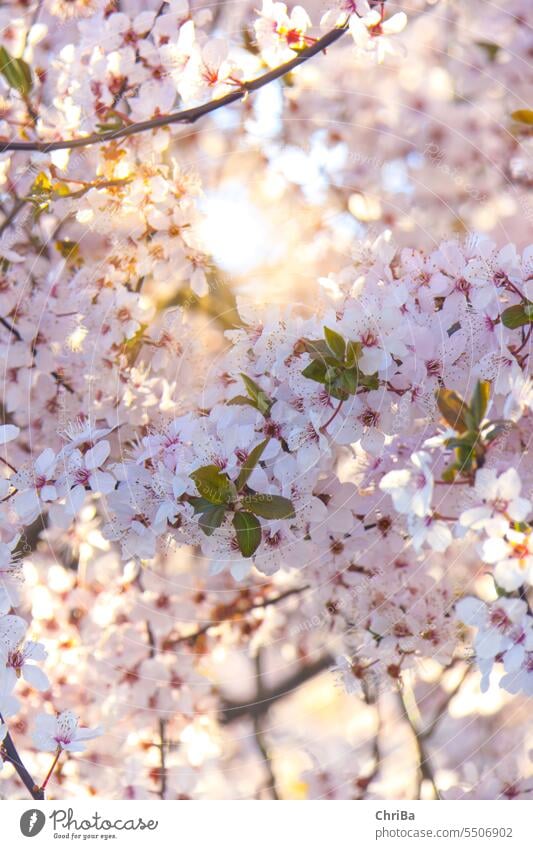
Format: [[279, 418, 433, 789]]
[[84, 441, 110, 470], [89, 470, 115, 494], [382, 12, 407, 35], [22, 664, 50, 692], [455, 596, 486, 626], [0, 425, 19, 444]]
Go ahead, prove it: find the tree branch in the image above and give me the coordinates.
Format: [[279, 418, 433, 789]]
[[173, 584, 310, 647], [253, 651, 279, 799], [219, 653, 333, 724], [398, 685, 441, 800], [0, 197, 28, 238], [0, 25, 349, 154], [0, 713, 44, 800]]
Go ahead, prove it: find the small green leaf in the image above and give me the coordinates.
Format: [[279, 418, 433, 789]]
[[235, 439, 269, 491], [436, 388, 470, 433], [483, 422, 511, 443], [501, 304, 532, 329], [188, 496, 215, 514], [243, 493, 296, 520], [324, 326, 346, 361], [345, 340, 361, 368], [476, 42, 499, 61], [359, 372, 380, 390], [239, 374, 272, 415], [470, 380, 490, 426], [300, 338, 331, 359], [227, 394, 257, 408], [199, 505, 227, 536], [339, 368, 358, 395], [445, 435, 476, 450], [190, 465, 233, 505], [441, 463, 458, 483], [511, 109, 533, 125], [0, 46, 32, 96], [302, 359, 327, 384], [233, 511, 262, 557], [455, 443, 476, 471]]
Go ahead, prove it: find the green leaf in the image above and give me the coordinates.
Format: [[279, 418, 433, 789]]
[[445, 435, 477, 450], [302, 359, 327, 384], [199, 505, 227, 536], [188, 496, 215, 514], [470, 380, 490, 426], [345, 340, 361, 368], [339, 368, 358, 395], [0, 46, 32, 96], [300, 338, 331, 359], [511, 109, 533, 125], [235, 439, 269, 491], [190, 465, 233, 505], [243, 493, 296, 520], [324, 326, 346, 361], [483, 422, 511, 443], [436, 388, 470, 433], [441, 463, 458, 483], [227, 394, 258, 408], [476, 41, 500, 61], [233, 511, 262, 557], [455, 443, 476, 471], [501, 304, 533, 329], [240, 374, 272, 415], [359, 372, 380, 390]]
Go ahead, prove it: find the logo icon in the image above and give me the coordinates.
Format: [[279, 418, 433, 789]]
[[20, 809, 46, 838]]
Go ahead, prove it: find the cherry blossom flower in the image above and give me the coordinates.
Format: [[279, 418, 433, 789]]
[[32, 710, 102, 753], [255, 0, 312, 65], [460, 468, 531, 535], [379, 452, 434, 518], [348, 4, 407, 63], [481, 530, 533, 591], [1, 638, 49, 693], [456, 596, 533, 693]]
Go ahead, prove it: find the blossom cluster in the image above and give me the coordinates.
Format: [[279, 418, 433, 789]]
[[0, 0, 531, 802]]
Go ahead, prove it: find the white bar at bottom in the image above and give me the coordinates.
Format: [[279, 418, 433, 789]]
[[2, 800, 530, 848]]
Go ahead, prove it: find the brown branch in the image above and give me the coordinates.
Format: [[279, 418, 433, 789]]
[[253, 651, 279, 799], [420, 664, 471, 740], [398, 685, 441, 800], [0, 315, 22, 341], [0, 197, 28, 238], [0, 25, 349, 154], [173, 584, 310, 647], [219, 653, 333, 724], [0, 713, 44, 800], [157, 718, 168, 800]]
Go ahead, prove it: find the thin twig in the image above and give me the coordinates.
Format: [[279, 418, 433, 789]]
[[220, 653, 333, 724], [0, 26, 349, 153], [40, 747, 62, 792], [173, 584, 310, 647], [0, 197, 28, 238], [0, 712, 44, 800], [253, 652, 280, 799], [398, 683, 441, 800], [420, 665, 471, 740], [321, 397, 344, 433], [157, 718, 168, 800]]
